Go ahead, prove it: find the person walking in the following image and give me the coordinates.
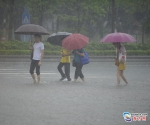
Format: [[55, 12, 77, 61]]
[[57, 47, 72, 81], [29, 34, 44, 83], [113, 42, 128, 85], [72, 48, 85, 82]]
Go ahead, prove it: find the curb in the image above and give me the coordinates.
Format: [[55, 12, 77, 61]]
[[0, 55, 149, 62]]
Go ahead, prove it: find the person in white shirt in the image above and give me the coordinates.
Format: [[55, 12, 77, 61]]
[[30, 34, 44, 83]]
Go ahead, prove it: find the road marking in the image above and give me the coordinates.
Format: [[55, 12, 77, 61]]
[[0, 73, 58, 75]]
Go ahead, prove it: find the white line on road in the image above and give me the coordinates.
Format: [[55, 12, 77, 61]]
[[0, 73, 58, 75]]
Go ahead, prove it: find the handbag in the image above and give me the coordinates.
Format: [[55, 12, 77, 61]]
[[119, 53, 126, 63], [79, 52, 90, 65], [72, 59, 76, 67]]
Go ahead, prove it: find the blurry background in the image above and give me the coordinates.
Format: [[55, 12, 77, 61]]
[[0, 0, 150, 56], [0, 0, 150, 43]]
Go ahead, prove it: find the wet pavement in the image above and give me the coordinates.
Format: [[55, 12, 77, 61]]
[[0, 61, 150, 125]]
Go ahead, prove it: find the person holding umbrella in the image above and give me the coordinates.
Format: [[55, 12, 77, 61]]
[[100, 31, 136, 85], [14, 24, 49, 83], [57, 47, 72, 81], [72, 48, 85, 82], [29, 34, 44, 83], [47, 32, 72, 81], [62, 33, 89, 83], [113, 42, 128, 85]]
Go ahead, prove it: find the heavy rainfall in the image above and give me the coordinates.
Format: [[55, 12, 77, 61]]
[[0, 0, 150, 125]]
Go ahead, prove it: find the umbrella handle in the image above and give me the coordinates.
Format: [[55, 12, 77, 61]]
[[29, 35, 35, 48], [29, 35, 34, 52]]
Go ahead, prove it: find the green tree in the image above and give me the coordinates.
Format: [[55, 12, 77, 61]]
[[117, 0, 150, 44], [26, 0, 59, 25], [57, 0, 108, 35]]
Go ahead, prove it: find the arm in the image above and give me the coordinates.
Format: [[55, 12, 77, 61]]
[[29, 42, 35, 50], [117, 49, 126, 55], [117, 46, 126, 55], [38, 49, 44, 66], [62, 52, 72, 57], [75, 51, 84, 57], [29, 47, 33, 50], [61, 49, 72, 57]]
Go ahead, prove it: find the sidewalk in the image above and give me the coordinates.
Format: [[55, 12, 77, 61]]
[[0, 55, 150, 62]]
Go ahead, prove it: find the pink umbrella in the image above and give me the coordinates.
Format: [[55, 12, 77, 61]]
[[100, 32, 136, 43], [62, 33, 89, 50]]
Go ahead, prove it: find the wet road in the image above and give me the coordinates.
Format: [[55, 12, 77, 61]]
[[0, 61, 150, 125]]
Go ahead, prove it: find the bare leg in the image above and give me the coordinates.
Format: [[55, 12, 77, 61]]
[[37, 75, 40, 83], [81, 78, 85, 82], [31, 74, 36, 83], [120, 71, 128, 84], [117, 70, 121, 85]]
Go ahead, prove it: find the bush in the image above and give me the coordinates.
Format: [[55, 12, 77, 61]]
[[0, 40, 150, 55], [0, 50, 61, 55], [86, 50, 115, 56], [85, 42, 115, 50], [0, 50, 30, 55], [124, 43, 150, 50], [0, 50, 150, 56], [127, 50, 150, 55], [0, 40, 29, 50], [44, 43, 61, 50], [44, 50, 60, 55]]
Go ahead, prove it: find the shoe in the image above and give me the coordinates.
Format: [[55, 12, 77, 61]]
[[68, 79, 72, 81], [60, 76, 66, 81]]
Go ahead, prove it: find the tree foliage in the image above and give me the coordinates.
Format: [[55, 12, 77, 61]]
[[0, 0, 150, 43]]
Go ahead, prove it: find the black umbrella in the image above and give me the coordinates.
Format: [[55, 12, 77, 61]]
[[14, 24, 49, 35], [47, 32, 72, 46]]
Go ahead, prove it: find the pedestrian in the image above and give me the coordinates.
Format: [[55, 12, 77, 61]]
[[29, 34, 44, 83], [113, 42, 128, 85], [72, 48, 85, 82], [57, 47, 72, 81]]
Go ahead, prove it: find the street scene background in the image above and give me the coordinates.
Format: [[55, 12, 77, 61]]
[[0, 0, 150, 125]]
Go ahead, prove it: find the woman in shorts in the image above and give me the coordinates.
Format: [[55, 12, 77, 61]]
[[113, 43, 128, 85]]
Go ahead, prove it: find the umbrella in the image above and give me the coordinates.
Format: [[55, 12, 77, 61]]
[[100, 32, 136, 43], [14, 24, 49, 35], [47, 32, 72, 46], [62, 33, 89, 50]]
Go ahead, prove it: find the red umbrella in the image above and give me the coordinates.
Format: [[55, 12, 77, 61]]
[[100, 32, 136, 43], [62, 33, 89, 50]]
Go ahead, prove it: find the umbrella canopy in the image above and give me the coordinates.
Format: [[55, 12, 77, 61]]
[[100, 32, 136, 43], [47, 32, 72, 46], [14, 24, 49, 35], [62, 33, 89, 50]]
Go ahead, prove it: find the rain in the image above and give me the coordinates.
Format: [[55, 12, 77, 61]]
[[0, 0, 150, 125]]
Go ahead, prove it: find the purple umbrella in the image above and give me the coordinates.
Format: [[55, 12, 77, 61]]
[[100, 32, 136, 43]]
